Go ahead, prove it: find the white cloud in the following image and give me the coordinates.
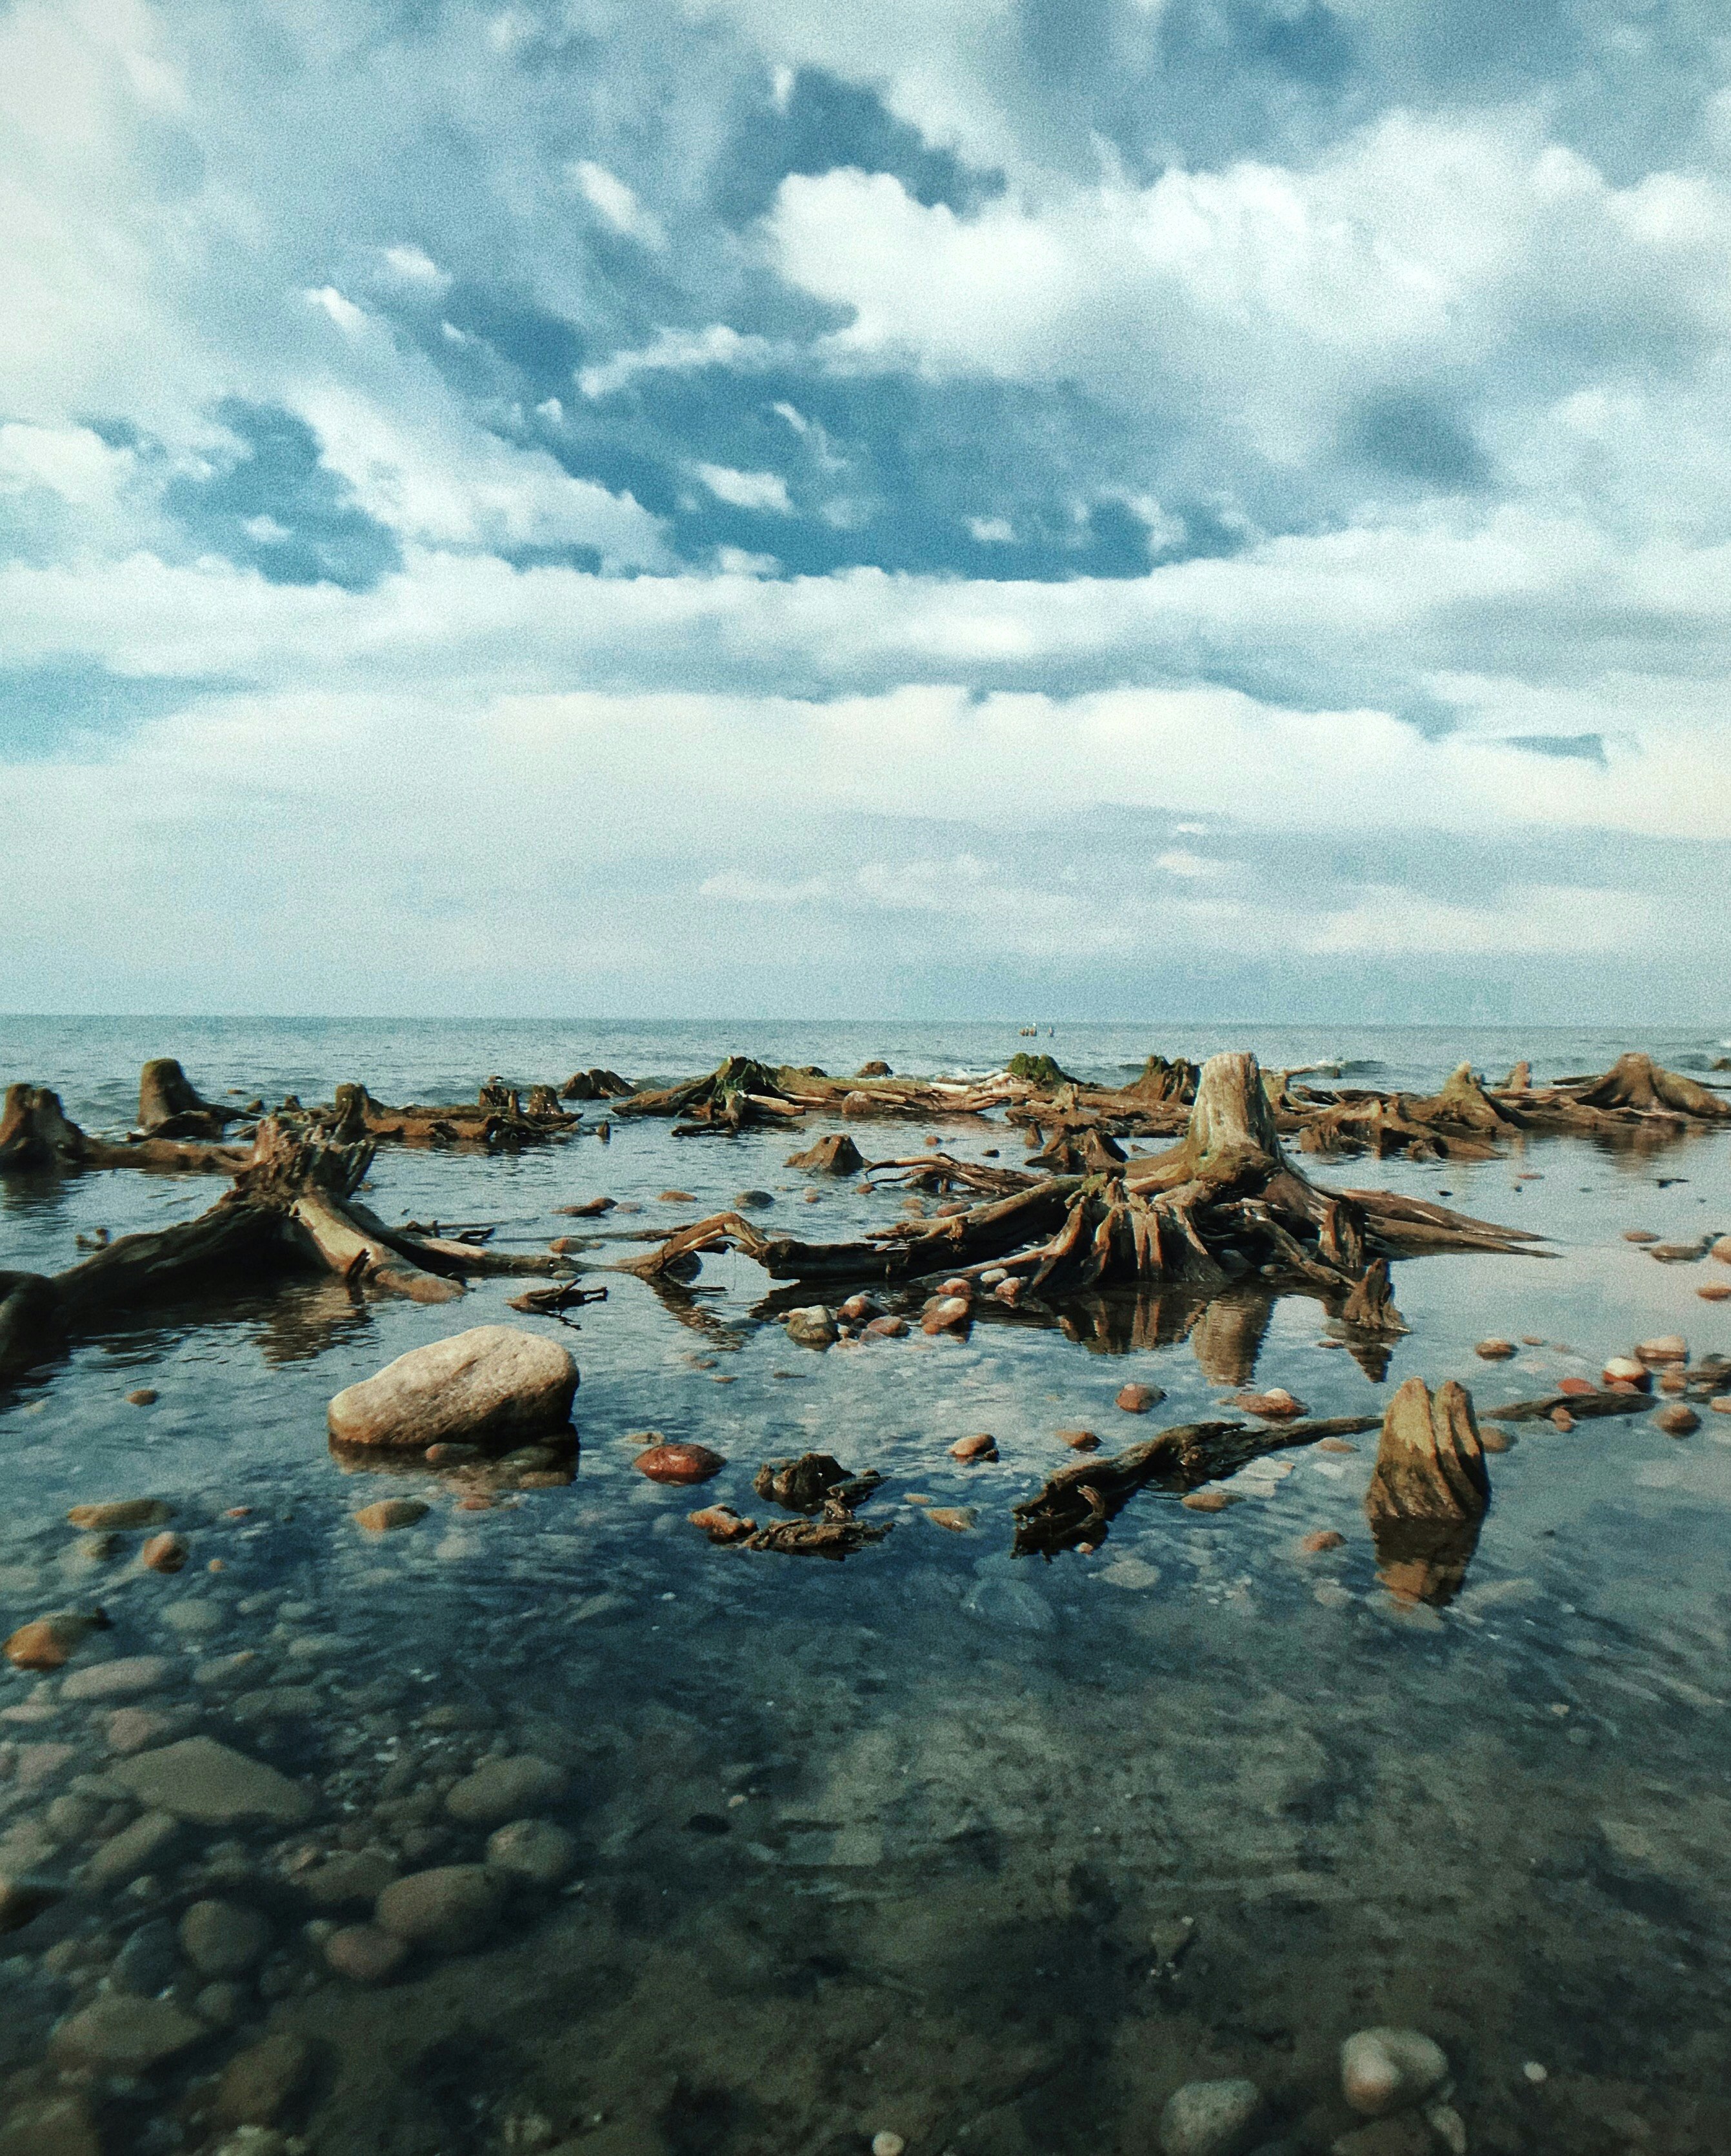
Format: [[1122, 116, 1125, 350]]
[[567, 159, 668, 250], [694, 463, 795, 514]]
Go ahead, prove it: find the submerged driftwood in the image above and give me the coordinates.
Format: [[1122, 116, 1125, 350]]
[[1010, 1413, 1381, 1557]]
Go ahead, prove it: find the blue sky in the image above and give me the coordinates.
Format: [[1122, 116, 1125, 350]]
[[3, 0, 1729, 1018]]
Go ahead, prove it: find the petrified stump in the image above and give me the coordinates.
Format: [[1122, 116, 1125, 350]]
[[137, 1059, 239, 1140], [786, 1133, 865, 1175], [1363, 1377, 1489, 1605]]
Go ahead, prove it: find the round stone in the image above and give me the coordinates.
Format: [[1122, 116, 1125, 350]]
[[1158, 2077, 1266, 2156], [485, 1818, 576, 1885], [375, 1865, 506, 1951], [446, 1754, 568, 1824], [1341, 2028, 1449, 2117], [50, 1993, 205, 2072], [179, 1898, 274, 1977], [324, 1924, 409, 1983]]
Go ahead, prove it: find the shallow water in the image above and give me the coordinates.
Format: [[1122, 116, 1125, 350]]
[[1, 1021, 1730, 2156]]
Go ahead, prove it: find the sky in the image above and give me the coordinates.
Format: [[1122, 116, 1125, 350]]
[[3, 0, 1730, 1021]]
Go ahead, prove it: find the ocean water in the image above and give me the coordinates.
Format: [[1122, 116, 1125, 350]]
[[1, 1019, 1730, 2156]]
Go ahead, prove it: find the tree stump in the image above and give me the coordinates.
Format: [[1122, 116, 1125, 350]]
[[137, 1059, 239, 1139], [1363, 1377, 1489, 1605]]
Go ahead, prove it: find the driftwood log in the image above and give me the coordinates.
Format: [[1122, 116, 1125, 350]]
[[1363, 1376, 1490, 1605], [1010, 1413, 1381, 1557]]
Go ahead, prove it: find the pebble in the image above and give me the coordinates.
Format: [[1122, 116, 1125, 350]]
[[1601, 1357, 1650, 1390], [486, 1817, 576, 1884], [110, 1917, 181, 1995], [49, 1993, 205, 2072], [1297, 1530, 1345, 1555], [446, 1753, 568, 1824], [179, 1897, 274, 1977], [328, 1326, 577, 1449], [352, 1499, 431, 1533], [1316, 1437, 1358, 1455], [113, 1737, 311, 1824], [785, 1306, 839, 1347], [1340, 2027, 1448, 2116], [126, 1389, 159, 1407], [83, 1807, 181, 1885], [1557, 1375, 1595, 1395], [1059, 1429, 1099, 1450], [1655, 1405, 1700, 1435], [949, 1433, 998, 1462], [61, 1655, 172, 1702], [1550, 1408, 1576, 1431], [925, 1508, 977, 1533], [1099, 1556, 1163, 1590], [659, 1190, 697, 1203], [1475, 1339, 1516, 1359], [1479, 1427, 1515, 1452], [300, 1850, 400, 1908], [872, 2137, 906, 2156], [1622, 1229, 1659, 1243], [324, 1923, 409, 1982], [140, 1532, 189, 1573], [1699, 1284, 1731, 1301], [1232, 1388, 1306, 1417], [634, 1442, 726, 1486], [159, 1599, 225, 1637], [735, 1190, 774, 1208], [1117, 1384, 1164, 1413], [212, 2031, 314, 2128], [1711, 1397, 1731, 1415], [4, 1614, 98, 1670], [375, 1864, 505, 1951], [921, 1296, 972, 1334], [0, 2095, 100, 2156], [1158, 2077, 1266, 2156], [865, 1316, 907, 1337], [106, 1709, 185, 1759], [1182, 1491, 1239, 1512], [66, 1499, 172, 1530], [1637, 1333, 1688, 1363], [16, 1741, 75, 1788]]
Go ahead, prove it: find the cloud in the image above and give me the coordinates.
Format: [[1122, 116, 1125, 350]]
[[2, 0, 1731, 1014]]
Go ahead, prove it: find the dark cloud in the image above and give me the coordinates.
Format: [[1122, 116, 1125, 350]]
[[163, 401, 401, 590], [1343, 392, 1492, 491], [0, 662, 235, 759]]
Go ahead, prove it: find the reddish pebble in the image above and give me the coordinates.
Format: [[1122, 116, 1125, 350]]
[[994, 1279, 1024, 1305], [1659, 1372, 1687, 1395], [139, 1533, 188, 1574], [1557, 1376, 1595, 1395], [1474, 1340, 1516, 1360], [634, 1442, 726, 1486], [1656, 1405, 1700, 1437], [948, 1433, 998, 1463], [1116, 1384, 1163, 1413], [865, 1316, 907, 1338], [3, 1619, 85, 1671], [223, 1507, 252, 1519], [939, 1278, 972, 1297], [1601, 1358, 1651, 1391], [1059, 1429, 1099, 1451], [1181, 1490, 1237, 1512], [126, 1388, 158, 1407], [1481, 1426, 1516, 1452], [456, 1495, 496, 1512], [1232, 1388, 1306, 1417], [688, 1504, 754, 1543], [659, 1190, 696, 1203], [548, 1237, 577, 1254], [1622, 1230, 1659, 1243], [1550, 1408, 1576, 1432], [1297, 1530, 1345, 1554], [1316, 1437, 1358, 1455], [352, 1501, 428, 1534], [1699, 1284, 1731, 1301], [921, 1297, 972, 1335]]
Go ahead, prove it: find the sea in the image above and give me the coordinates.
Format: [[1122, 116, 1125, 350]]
[[1, 1017, 1729, 2156]]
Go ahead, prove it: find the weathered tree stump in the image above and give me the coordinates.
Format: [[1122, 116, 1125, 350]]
[[1363, 1377, 1489, 1604], [137, 1059, 239, 1140], [786, 1133, 865, 1175]]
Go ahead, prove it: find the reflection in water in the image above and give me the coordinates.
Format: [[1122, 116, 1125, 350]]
[[254, 1276, 376, 1364], [1365, 1510, 1486, 1606]]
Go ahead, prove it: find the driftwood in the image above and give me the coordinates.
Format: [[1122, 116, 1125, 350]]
[[0, 1084, 251, 1176], [744, 1452, 891, 1557], [1364, 1377, 1489, 1605], [0, 1118, 576, 1380], [615, 1054, 1537, 1315], [560, 1068, 635, 1100], [137, 1058, 240, 1140], [322, 1081, 578, 1150], [1010, 1413, 1381, 1557]]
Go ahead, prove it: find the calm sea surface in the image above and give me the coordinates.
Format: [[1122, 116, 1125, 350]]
[[2, 1018, 1730, 2156]]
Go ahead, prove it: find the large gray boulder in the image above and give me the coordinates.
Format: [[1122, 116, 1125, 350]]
[[327, 1326, 577, 1449]]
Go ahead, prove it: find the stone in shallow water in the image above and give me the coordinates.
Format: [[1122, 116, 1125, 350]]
[[352, 1499, 430, 1533], [110, 1917, 180, 1996], [1340, 2028, 1448, 2117], [83, 1807, 181, 1886], [50, 1993, 205, 2071], [62, 1655, 174, 1702], [212, 2031, 314, 2129], [299, 1849, 399, 1908], [486, 1818, 576, 1884], [960, 1572, 1055, 1633], [112, 1737, 311, 1826], [446, 1754, 568, 1824], [375, 1864, 505, 1951], [325, 1922, 409, 1982], [0, 2094, 99, 2156], [1159, 2078, 1266, 2156], [65, 1499, 173, 1530], [327, 1326, 577, 1449], [179, 1897, 273, 1977]]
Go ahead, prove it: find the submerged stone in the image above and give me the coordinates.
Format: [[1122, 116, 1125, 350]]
[[1159, 2078, 1266, 2156], [328, 1326, 577, 1449], [112, 1737, 311, 1826]]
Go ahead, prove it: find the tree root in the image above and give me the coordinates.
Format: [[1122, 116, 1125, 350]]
[[1010, 1413, 1381, 1557]]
